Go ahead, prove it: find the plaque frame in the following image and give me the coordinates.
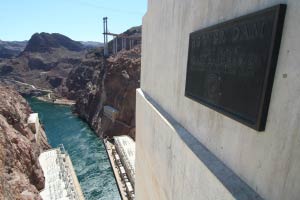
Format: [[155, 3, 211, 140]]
[[185, 4, 286, 131]]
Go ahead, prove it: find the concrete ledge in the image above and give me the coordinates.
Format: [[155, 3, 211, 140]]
[[135, 88, 263, 200]]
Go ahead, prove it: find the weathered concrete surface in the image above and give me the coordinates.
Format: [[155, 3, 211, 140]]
[[136, 89, 262, 200], [138, 0, 300, 200]]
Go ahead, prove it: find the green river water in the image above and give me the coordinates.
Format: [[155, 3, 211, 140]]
[[27, 97, 121, 200]]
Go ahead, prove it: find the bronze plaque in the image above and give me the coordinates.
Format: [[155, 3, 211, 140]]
[[185, 4, 286, 131]]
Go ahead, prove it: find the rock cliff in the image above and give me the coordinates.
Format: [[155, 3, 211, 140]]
[[67, 45, 141, 139], [0, 85, 50, 200]]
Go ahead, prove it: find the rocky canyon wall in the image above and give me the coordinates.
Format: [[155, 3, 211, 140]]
[[67, 46, 141, 139], [0, 85, 50, 200]]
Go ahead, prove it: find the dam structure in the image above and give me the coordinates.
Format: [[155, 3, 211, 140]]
[[136, 0, 300, 200], [39, 146, 85, 200]]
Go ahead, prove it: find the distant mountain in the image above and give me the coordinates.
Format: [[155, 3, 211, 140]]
[[80, 41, 103, 48], [24, 32, 84, 52], [0, 32, 86, 94], [0, 40, 27, 58], [123, 25, 142, 36]]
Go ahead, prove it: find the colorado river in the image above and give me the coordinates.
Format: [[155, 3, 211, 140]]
[[27, 97, 121, 200]]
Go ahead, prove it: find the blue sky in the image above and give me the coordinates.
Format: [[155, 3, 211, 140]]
[[0, 0, 147, 42]]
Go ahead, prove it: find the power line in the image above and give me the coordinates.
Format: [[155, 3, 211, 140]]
[[72, 0, 145, 15]]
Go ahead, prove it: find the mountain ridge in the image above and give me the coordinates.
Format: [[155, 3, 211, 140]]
[[23, 32, 84, 53]]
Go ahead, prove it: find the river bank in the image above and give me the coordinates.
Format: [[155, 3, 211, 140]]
[[36, 94, 76, 106]]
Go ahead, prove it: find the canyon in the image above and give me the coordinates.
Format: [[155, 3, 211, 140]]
[[0, 26, 141, 139], [0, 26, 141, 198]]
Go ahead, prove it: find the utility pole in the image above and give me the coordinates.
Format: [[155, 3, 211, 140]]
[[103, 17, 109, 58]]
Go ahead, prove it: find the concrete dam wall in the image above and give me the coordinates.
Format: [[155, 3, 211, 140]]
[[135, 0, 300, 200]]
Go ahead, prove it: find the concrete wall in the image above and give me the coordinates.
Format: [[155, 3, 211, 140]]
[[136, 89, 263, 200], [28, 113, 40, 136], [136, 0, 300, 200]]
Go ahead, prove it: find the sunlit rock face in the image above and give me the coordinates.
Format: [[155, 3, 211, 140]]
[[0, 85, 50, 200], [67, 45, 141, 139]]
